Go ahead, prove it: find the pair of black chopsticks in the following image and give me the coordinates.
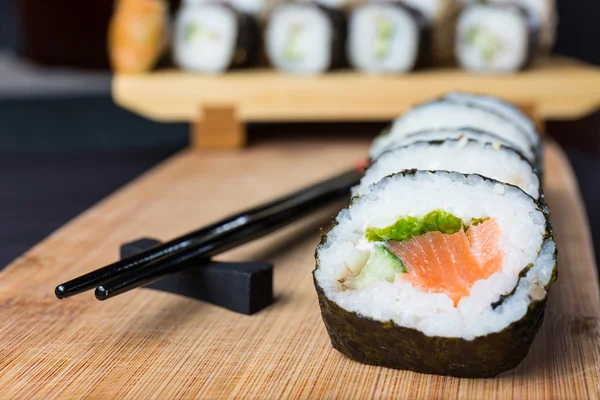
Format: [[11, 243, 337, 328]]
[[55, 168, 363, 301]]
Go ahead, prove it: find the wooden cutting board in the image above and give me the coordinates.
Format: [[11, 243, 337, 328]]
[[0, 139, 598, 399]]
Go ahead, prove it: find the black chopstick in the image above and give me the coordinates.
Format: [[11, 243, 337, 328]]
[[55, 168, 363, 300], [55, 193, 291, 299]]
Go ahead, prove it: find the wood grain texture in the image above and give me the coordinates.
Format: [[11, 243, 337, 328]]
[[112, 57, 600, 123], [192, 106, 246, 149], [0, 140, 598, 399]]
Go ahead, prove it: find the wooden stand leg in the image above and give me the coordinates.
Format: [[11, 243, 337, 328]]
[[191, 106, 246, 149]]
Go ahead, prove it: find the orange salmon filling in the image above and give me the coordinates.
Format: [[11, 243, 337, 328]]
[[387, 218, 503, 305]]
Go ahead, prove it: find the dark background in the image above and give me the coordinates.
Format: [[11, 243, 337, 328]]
[[0, 0, 599, 269]]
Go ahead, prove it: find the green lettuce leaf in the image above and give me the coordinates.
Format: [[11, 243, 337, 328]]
[[365, 210, 464, 242]]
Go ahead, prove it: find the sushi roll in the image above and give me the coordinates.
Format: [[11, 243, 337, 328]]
[[174, 2, 259, 73], [444, 92, 541, 147], [461, 0, 556, 55], [354, 139, 540, 198], [456, 3, 538, 73], [108, 0, 169, 74], [370, 99, 537, 162], [314, 170, 556, 377], [265, 3, 346, 74], [347, 3, 430, 74], [391, 127, 522, 151]]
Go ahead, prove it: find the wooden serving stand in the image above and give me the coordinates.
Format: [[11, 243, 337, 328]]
[[112, 56, 600, 149]]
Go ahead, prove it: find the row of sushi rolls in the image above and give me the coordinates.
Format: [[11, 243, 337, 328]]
[[110, 0, 557, 74], [314, 92, 557, 378]]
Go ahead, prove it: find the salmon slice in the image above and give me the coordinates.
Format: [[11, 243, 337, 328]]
[[387, 219, 502, 305]]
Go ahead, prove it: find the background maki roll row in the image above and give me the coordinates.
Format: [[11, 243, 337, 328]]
[[313, 92, 556, 378], [456, 3, 539, 73], [111, 0, 556, 74]]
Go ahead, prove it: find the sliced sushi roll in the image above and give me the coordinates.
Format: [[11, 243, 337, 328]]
[[461, 0, 556, 55], [444, 92, 541, 147], [392, 127, 522, 152], [314, 170, 557, 378], [174, 3, 259, 73], [347, 3, 430, 74], [265, 3, 346, 74], [370, 99, 537, 162], [354, 139, 540, 198], [456, 3, 538, 73]]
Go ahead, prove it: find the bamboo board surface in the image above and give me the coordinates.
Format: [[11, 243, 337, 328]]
[[0, 139, 599, 399], [113, 57, 600, 123]]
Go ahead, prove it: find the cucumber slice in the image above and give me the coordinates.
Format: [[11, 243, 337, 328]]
[[351, 244, 406, 289]]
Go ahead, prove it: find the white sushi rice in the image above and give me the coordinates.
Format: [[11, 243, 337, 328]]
[[266, 4, 333, 74], [174, 4, 238, 73], [315, 170, 554, 340], [456, 4, 530, 73], [444, 92, 541, 146], [355, 140, 540, 198], [390, 128, 520, 151], [370, 100, 536, 161], [348, 4, 420, 73], [461, 0, 556, 53]]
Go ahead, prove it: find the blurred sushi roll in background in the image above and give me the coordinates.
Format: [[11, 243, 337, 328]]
[[370, 96, 540, 162], [108, 0, 169, 74], [347, 3, 430, 74], [355, 139, 540, 198], [108, 0, 558, 75], [314, 91, 555, 377], [389, 127, 521, 151], [265, 3, 346, 74], [461, 0, 557, 55], [174, 2, 259, 73], [446, 92, 541, 144], [456, 3, 538, 73]]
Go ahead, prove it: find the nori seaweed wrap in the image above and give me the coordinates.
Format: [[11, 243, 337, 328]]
[[314, 170, 556, 378], [265, 3, 346, 73], [456, 3, 540, 73], [174, 3, 260, 73], [347, 2, 431, 73]]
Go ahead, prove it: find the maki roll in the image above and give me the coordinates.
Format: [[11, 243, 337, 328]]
[[391, 127, 522, 151], [461, 0, 557, 55], [444, 92, 541, 147], [354, 139, 540, 198], [456, 3, 538, 73], [265, 3, 346, 74], [174, 2, 259, 73], [347, 3, 430, 74], [314, 170, 556, 377], [370, 99, 537, 162]]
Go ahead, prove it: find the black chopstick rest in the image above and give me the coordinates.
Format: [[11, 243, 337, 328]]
[[121, 238, 274, 315]]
